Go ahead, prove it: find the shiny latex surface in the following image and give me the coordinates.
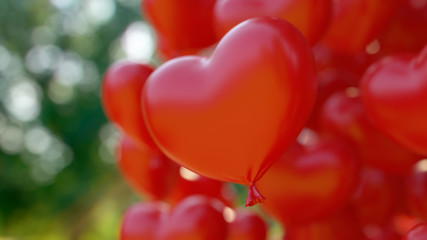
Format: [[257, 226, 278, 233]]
[[142, 17, 317, 188]]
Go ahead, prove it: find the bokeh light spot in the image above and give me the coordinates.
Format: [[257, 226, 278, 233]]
[[25, 45, 62, 74], [0, 126, 24, 154], [179, 167, 200, 181], [416, 159, 427, 172], [121, 22, 155, 61], [84, 0, 116, 25], [48, 78, 75, 104], [4, 80, 42, 122], [24, 126, 53, 155], [0, 45, 12, 71]]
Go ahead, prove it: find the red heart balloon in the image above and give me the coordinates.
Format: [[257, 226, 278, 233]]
[[117, 136, 179, 200], [214, 0, 332, 45], [158, 196, 228, 240], [101, 61, 156, 149], [141, 0, 218, 59], [120, 202, 168, 240], [321, 0, 400, 55], [320, 91, 420, 175], [361, 45, 427, 156], [121, 196, 228, 240], [378, 1, 427, 55], [228, 209, 267, 240], [258, 133, 359, 225], [142, 17, 317, 206]]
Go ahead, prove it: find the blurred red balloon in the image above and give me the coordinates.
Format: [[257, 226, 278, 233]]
[[378, 0, 427, 54], [394, 214, 423, 236], [158, 196, 228, 240], [101, 61, 156, 149], [363, 225, 401, 240], [361, 45, 427, 156], [406, 160, 427, 220], [228, 209, 267, 240], [214, 0, 332, 45], [284, 207, 364, 240], [403, 223, 427, 240], [117, 136, 179, 200], [320, 91, 420, 175], [121, 196, 227, 240], [321, 0, 400, 55], [120, 202, 168, 240], [142, 0, 218, 59], [352, 168, 402, 227], [258, 134, 359, 225]]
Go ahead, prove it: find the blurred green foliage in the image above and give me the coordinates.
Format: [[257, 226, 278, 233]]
[[0, 0, 151, 238]]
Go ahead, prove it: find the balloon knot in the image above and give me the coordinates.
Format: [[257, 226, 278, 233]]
[[245, 183, 265, 207]]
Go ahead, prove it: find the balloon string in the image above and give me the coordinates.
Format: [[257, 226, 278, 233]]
[[245, 183, 266, 207]]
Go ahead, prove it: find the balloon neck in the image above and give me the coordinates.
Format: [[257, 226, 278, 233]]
[[245, 183, 265, 207]]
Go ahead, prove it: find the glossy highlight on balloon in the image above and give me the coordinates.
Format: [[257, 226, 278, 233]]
[[142, 17, 317, 206]]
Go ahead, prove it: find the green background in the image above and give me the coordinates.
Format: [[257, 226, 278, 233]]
[[0, 0, 146, 239]]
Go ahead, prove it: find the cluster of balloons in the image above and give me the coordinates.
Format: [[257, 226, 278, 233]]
[[101, 0, 427, 239]]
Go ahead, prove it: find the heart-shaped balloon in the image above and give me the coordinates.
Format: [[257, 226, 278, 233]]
[[101, 61, 156, 149], [378, 1, 427, 55], [320, 0, 400, 55], [320, 91, 421, 175], [141, 0, 218, 59], [258, 133, 359, 225], [120, 202, 168, 240], [214, 0, 332, 45], [228, 209, 267, 240], [361, 45, 427, 156], [117, 136, 179, 200], [121, 196, 227, 240], [142, 17, 317, 206], [157, 196, 228, 240]]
